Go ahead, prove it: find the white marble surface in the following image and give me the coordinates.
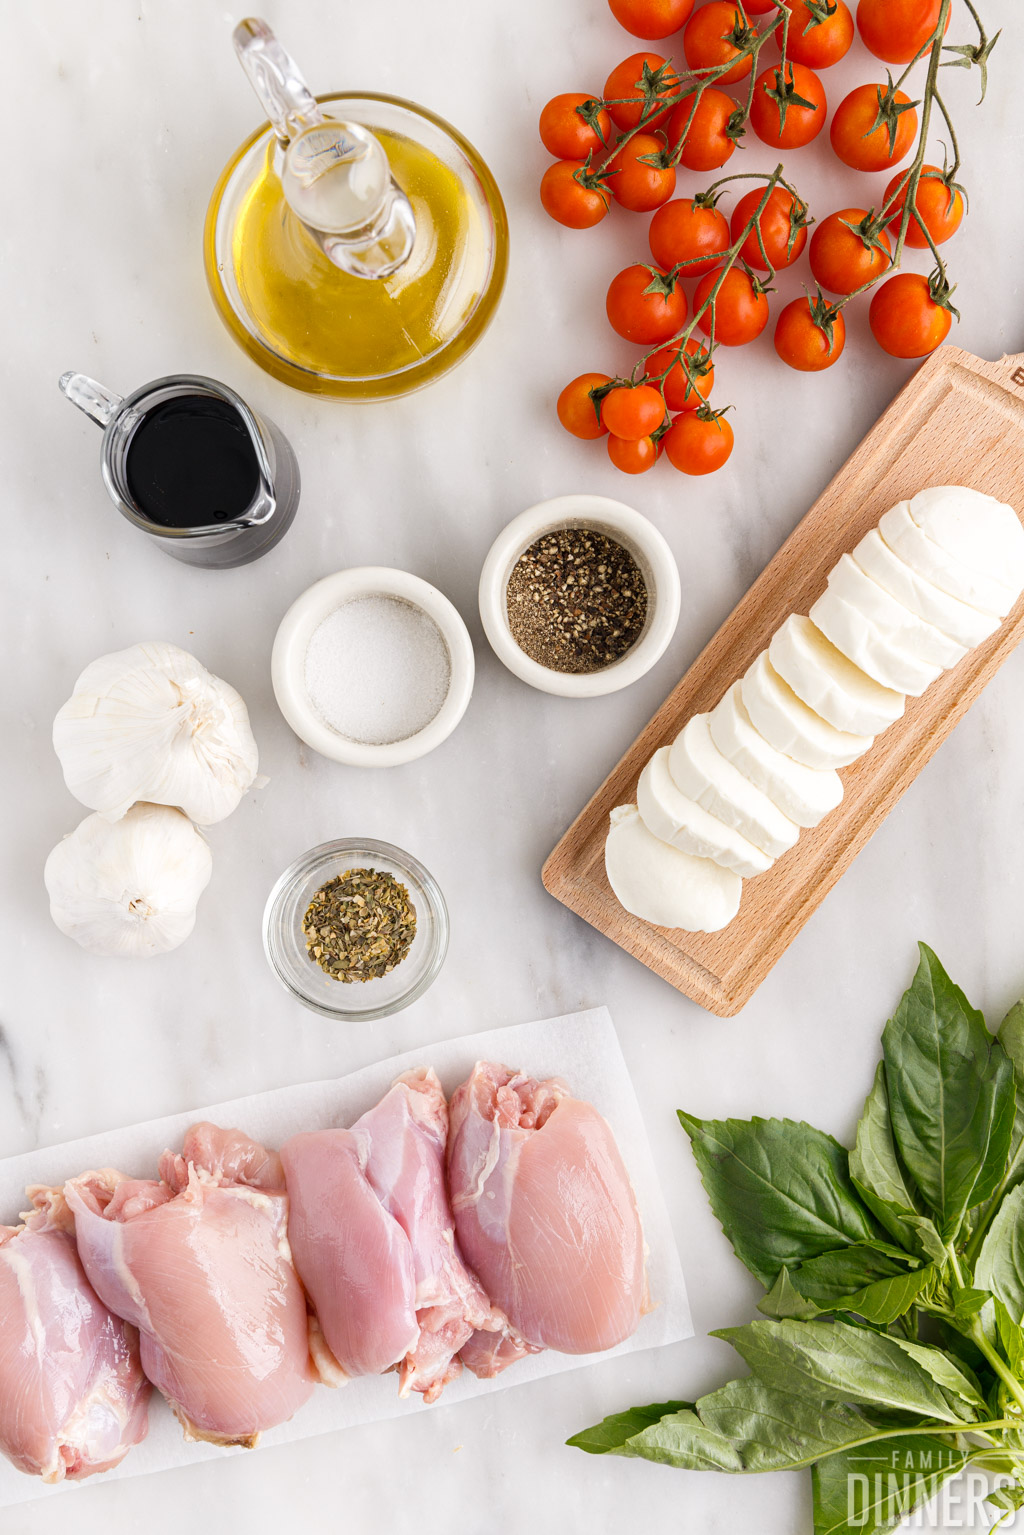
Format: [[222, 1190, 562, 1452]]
[[4, 3, 1024, 1532]]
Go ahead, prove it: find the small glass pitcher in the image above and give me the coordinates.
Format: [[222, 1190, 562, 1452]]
[[58, 371, 300, 568]]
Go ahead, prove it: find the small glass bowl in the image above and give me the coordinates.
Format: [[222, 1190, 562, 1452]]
[[263, 838, 449, 1020]]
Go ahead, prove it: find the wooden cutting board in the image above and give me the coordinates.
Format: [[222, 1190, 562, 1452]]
[[542, 345, 1024, 1017]]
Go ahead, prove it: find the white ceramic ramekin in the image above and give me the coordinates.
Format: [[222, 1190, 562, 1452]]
[[478, 495, 681, 698], [271, 567, 475, 766]]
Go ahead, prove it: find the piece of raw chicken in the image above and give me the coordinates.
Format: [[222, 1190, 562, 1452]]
[[0, 1186, 150, 1482], [65, 1123, 314, 1447], [282, 1067, 504, 1403], [447, 1063, 648, 1358]]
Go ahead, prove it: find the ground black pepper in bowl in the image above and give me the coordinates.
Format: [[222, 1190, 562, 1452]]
[[505, 527, 649, 675]]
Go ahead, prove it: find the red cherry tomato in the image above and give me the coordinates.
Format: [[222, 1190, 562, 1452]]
[[749, 62, 827, 149], [608, 433, 660, 472], [809, 208, 892, 295], [649, 197, 729, 277], [683, 3, 756, 84], [773, 298, 846, 371], [694, 267, 770, 346], [857, 0, 949, 64], [557, 373, 613, 439], [663, 409, 734, 474], [601, 383, 667, 439], [608, 133, 676, 211], [730, 185, 808, 271], [830, 84, 918, 171], [539, 161, 610, 229], [608, 0, 695, 39], [604, 52, 680, 131], [539, 94, 612, 160], [883, 165, 965, 248], [645, 337, 715, 410], [869, 272, 953, 358], [776, 0, 854, 68], [667, 89, 737, 171], [606, 264, 688, 344]]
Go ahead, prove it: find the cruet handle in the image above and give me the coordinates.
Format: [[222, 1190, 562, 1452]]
[[58, 372, 123, 429], [233, 17, 323, 145]]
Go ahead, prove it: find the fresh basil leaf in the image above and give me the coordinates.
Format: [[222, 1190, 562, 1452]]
[[757, 1246, 932, 1326], [566, 1401, 691, 1454], [882, 944, 1014, 1240], [759, 1266, 819, 1319], [976, 1184, 1024, 1326], [994, 1297, 1024, 1377], [950, 1285, 990, 1320], [678, 1112, 883, 1287], [714, 1318, 977, 1424], [850, 1063, 945, 1262], [888, 1336, 987, 1414], [812, 1436, 972, 1535], [843, 1265, 937, 1326]]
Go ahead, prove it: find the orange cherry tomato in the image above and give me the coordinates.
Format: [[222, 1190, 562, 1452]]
[[663, 410, 734, 474], [606, 264, 688, 344], [608, 433, 660, 472], [539, 161, 610, 229], [608, 0, 695, 39], [730, 185, 808, 271], [830, 83, 918, 171], [882, 166, 965, 248], [857, 0, 949, 64], [645, 337, 715, 410], [608, 133, 676, 211], [809, 208, 892, 294], [601, 383, 667, 439], [694, 266, 770, 346], [557, 373, 613, 439], [869, 272, 952, 358], [603, 52, 680, 132], [649, 197, 730, 276], [773, 298, 846, 371], [683, 3, 756, 84], [539, 94, 612, 160], [749, 62, 827, 149], [776, 0, 854, 68], [667, 89, 737, 171]]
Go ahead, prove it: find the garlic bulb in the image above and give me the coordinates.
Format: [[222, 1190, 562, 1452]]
[[53, 641, 259, 825], [44, 803, 213, 957]]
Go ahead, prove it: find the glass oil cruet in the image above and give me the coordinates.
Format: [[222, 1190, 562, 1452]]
[[204, 19, 508, 401]]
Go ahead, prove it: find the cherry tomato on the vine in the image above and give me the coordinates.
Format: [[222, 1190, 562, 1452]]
[[557, 373, 613, 439], [606, 264, 688, 344], [857, 0, 949, 65], [694, 267, 770, 346], [539, 161, 610, 229], [608, 134, 676, 211], [809, 208, 891, 295], [608, 0, 695, 40], [776, 0, 854, 69], [868, 272, 953, 358], [608, 433, 660, 472], [683, 3, 756, 85], [601, 383, 667, 439], [749, 62, 827, 149], [645, 337, 715, 410], [667, 89, 737, 172], [539, 94, 612, 160], [830, 84, 918, 172], [774, 297, 846, 371], [663, 409, 734, 474], [603, 52, 680, 132], [649, 197, 730, 276], [883, 166, 965, 248], [730, 185, 808, 271]]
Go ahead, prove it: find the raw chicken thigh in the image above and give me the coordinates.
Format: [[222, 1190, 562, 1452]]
[[65, 1123, 314, 1447], [282, 1068, 503, 1402], [447, 1063, 647, 1356], [0, 1187, 149, 1482]]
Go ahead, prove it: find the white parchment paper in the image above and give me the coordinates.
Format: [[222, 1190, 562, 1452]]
[[0, 1007, 691, 1507]]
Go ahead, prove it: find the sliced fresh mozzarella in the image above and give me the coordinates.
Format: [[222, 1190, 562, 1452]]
[[668, 714, 799, 859], [605, 804, 742, 931], [909, 486, 1024, 598], [709, 681, 843, 829], [741, 651, 872, 771], [638, 746, 772, 877], [880, 501, 1016, 616], [769, 614, 905, 735], [824, 554, 967, 670], [852, 528, 999, 650], [810, 588, 943, 696]]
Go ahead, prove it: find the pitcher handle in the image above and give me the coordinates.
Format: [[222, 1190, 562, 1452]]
[[59, 372, 123, 429], [233, 17, 323, 145]]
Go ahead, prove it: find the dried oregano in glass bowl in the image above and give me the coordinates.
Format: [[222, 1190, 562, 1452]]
[[302, 867, 417, 983]]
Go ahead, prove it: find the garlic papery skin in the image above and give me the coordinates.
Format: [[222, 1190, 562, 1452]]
[[52, 642, 259, 826], [44, 803, 213, 957]]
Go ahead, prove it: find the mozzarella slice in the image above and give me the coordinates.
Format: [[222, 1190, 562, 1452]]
[[605, 804, 742, 931], [852, 529, 1000, 649], [810, 588, 942, 697], [709, 681, 843, 829], [909, 485, 1024, 597], [741, 651, 872, 770], [769, 614, 905, 735], [668, 714, 799, 859], [824, 554, 967, 670], [880, 501, 1016, 616], [638, 746, 772, 877]]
